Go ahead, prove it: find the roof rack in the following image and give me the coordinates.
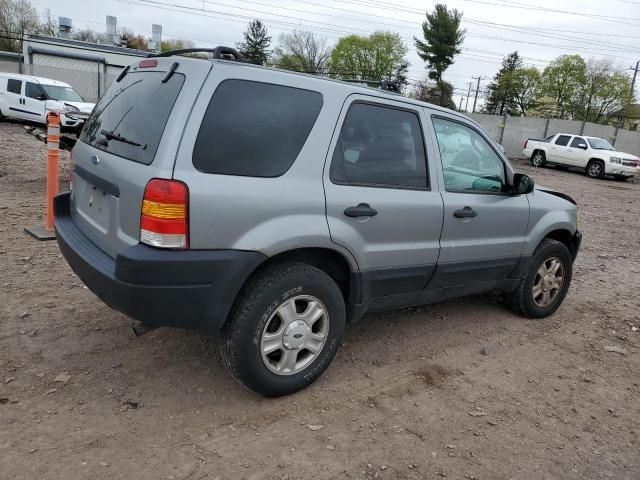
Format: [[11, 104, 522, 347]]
[[379, 80, 401, 93], [150, 46, 242, 60]]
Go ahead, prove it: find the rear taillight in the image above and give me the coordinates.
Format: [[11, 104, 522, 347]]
[[140, 179, 188, 249], [524, 140, 528, 149]]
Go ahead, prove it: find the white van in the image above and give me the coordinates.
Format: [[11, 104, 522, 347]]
[[0, 73, 95, 128]]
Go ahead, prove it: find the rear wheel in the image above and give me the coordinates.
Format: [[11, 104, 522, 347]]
[[221, 262, 345, 396], [531, 151, 546, 167], [509, 239, 573, 318], [0, 109, 5, 122], [586, 160, 604, 179]]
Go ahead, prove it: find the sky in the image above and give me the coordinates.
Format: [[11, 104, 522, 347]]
[[28, 0, 640, 110]]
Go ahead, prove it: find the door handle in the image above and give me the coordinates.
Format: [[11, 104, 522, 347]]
[[344, 203, 377, 218], [454, 206, 477, 218]]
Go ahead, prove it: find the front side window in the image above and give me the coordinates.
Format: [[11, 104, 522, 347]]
[[432, 117, 506, 193], [555, 135, 571, 146], [330, 103, 427, 188], [26, 82, 44, 99], [570, 137, 586, 148], [7, 79, 21, 95], [193, 80, 323, 177]]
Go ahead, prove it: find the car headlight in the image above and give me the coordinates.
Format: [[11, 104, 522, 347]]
[[610, 157, 622, 164], [63, 104, 80, 114]]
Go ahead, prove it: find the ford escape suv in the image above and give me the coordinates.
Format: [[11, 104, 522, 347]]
[[54, 47, 582, 396]]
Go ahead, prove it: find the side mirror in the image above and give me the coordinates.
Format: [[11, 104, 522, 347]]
[[36, 94, 46, 101], [512, 173, 534, 195], [577, 143, 587, 150]]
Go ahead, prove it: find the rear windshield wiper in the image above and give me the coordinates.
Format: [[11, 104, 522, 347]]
[[100, 129, 146, 148]]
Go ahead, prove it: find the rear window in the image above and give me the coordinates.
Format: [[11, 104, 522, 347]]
[[80, 71, 185, 165], [555, 135, 571, 146], [193, 79, 323, 177]]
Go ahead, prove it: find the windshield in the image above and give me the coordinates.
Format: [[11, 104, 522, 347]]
[[41, 85, 84, 102], [587, 138, 615, 151], [80, 71, 185, 164]]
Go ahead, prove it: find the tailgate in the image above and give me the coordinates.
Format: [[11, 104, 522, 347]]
[[70, 57, 212, 258]]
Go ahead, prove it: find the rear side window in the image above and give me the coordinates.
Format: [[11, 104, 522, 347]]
[[330, 103, 428, 189], [193, 80, 323, 177], [555, 135, 571, 146], [80, 71, 185, 165], [7, 79, 21, 94]]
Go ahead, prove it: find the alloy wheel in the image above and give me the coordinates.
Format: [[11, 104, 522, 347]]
[[532, 257, 564, 308], [260, 295, 329, 375]]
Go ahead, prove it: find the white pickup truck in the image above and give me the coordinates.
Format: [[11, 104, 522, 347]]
[[522, 133, 639, 181]]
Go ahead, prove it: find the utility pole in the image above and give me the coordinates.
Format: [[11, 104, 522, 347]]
[[472, 76, 482, 113], [458, 95, 464, 112], [620, 60, 639, 129], [464, 82, 472, 113]]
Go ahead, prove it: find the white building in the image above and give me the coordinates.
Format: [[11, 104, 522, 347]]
[[21, 34, 148, 102]]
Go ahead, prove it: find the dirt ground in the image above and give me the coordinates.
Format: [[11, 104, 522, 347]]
[[0, 121, 639, 480]]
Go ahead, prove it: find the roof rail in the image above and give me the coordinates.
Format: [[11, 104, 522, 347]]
[[150, 46, 242, 60]]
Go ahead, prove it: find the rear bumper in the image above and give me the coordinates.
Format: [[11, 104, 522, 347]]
[[53, 192, 265, 333]]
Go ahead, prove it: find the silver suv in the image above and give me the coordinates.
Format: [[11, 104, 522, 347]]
[[54, 47, 582, 396]]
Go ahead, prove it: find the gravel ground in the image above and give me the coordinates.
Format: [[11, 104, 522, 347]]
[[0, 121, 639, 480]]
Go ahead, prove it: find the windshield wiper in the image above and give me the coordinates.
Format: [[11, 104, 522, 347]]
[[100, 129, 146, 148]]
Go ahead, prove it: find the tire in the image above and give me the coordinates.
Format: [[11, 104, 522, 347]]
[[509, 239, 573, 319], [221, 262, 346, 397], [531, 150, 546, 167], [586, 160, 605, 179], [613, 175, 629, 182], [0, 109, 5, 122]]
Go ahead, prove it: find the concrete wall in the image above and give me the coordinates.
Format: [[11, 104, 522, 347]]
[[468, 113, 640, 158]]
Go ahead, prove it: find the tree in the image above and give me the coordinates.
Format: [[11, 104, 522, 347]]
[[414, 4, 465, 107], [511, 67, 541, 116], [161, 38, 196, 53], [72, 29, 101, 43], [329, 31, 408, 86], [539, 55, 586, 119], [483, 52, 523, 115], [236, 19, 271, 65], [410, 78, 456, 110], [39, 8, 56, 37], [273, 31, 331, 74], [573, 59, 631, 123], [0, 0, 41, 52], [120, 29, 148, 50]]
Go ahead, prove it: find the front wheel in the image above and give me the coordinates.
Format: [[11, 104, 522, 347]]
[[586, 160, 605, 179], [509, 239, 573, 318], [221, 262, 345, 396]]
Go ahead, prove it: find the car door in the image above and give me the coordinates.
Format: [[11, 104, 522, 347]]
[[428, 114, 530, 289], [324, 96, 444, 299], [548, 134, 572, 164], [4, 78, 26, 120], [566, 136, 588, 167], [23, 82, 47, 123]]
